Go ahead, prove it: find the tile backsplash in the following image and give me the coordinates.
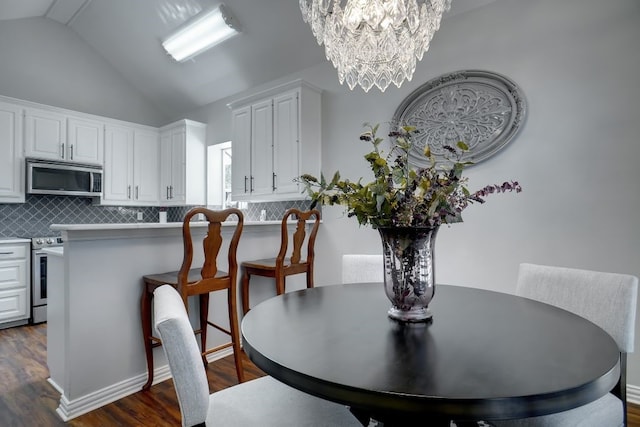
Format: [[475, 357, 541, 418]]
[[0, 195, 314, 238]]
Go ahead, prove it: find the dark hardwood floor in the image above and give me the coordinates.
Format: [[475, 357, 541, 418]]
[[0, 323, 264, 426], [2, 322, 640, 426]]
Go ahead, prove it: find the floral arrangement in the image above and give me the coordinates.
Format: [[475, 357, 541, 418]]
[[298, 123, 522, 229]]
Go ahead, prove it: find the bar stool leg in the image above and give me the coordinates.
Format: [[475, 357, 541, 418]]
[[229, 279, 245, 383], [141, 286, 154, 391], [275, 274, 286, 296], [241, 269, 251, 315], [307, 265, 314, 289], [199, 293, 210, 366]]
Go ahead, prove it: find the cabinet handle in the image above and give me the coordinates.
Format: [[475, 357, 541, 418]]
[[128, 185, 131, 199], [135, 186, 139, 200], [169, 185, 173, 199], [61, 143, 65, 159], [70, 144, 74, 160], [272, 173, 277, 191], [0, 252, 14, 255], [244, 176, 248, 193], [166, 186, 170, 200], [250, 176, 254, 192]]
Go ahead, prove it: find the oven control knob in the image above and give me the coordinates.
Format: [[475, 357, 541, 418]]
[[35, 239, 43, 245], [46, 238, 54, 244]]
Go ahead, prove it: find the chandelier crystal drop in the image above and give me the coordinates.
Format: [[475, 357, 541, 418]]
[[299, 0, 452, 92]]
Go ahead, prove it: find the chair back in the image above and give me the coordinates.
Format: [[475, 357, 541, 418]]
[[154, 284, 209, 427], [178, 207, 244, 302], [276, 208, 320, 267], [516, 263, 638, 353], [342, 254, 384, 284]]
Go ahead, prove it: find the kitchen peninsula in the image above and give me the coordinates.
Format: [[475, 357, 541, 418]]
[[47, 220, 310, 421]]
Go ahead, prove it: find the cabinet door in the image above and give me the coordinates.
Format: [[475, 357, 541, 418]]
[[25, 108, 67, 160], [273, 91, 300, 195], [67, 117, 104, 165], [231, 107, 251, 199], [103, 125, 134, 203], [133, 129, 159, 203], [159, 127, 186, 204], [251, 100, 273, 196], [169, 128, 186, 203], [0, 102, 24, 203], [0, 257, 28, 322], [159, 130, 172, 203]]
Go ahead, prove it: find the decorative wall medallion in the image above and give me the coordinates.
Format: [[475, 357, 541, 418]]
[[392, 70, 526, 167]]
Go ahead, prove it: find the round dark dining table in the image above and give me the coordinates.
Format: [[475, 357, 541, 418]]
[[241, 283, 620, 425]]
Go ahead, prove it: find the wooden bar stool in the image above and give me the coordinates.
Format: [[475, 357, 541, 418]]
[[140, 207, 245, 391], [240, 208, 320, 314]]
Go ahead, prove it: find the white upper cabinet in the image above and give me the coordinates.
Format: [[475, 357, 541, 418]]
[[273, 91, 300, 195], [250, 99, 274, 198], [231, 107, 251, 198], [67, 117, 104, 164], [25, 107, 104, 165], [159, 120, 206, 206], [133, 129, 160, 203], [24, 108, 67, 161], [102, 124, 159, 206], [0, 95, 204, 207], [0, 101, 24, 203], [103, 124, 134, 203], [228, 80, 321, 202]]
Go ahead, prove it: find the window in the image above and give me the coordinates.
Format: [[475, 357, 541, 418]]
[[207, 141, 232, 208]]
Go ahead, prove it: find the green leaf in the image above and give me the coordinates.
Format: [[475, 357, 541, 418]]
[[327, 171, 341, 190], [457, 141, 469, 151]]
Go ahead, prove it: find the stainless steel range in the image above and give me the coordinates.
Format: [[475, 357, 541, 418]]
[[30, 236, 64, 324]]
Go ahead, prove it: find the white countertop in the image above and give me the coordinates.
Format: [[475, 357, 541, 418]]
[[50, 220, 283, 232], [0, 237, 31, 244]]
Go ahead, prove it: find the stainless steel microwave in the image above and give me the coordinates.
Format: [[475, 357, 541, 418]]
[[26, 158, 103, 197]]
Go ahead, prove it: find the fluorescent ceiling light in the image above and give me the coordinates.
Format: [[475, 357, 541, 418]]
[[162, 3, 240, 62]]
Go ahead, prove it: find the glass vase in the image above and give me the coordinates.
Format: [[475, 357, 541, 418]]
[[378, 226, 439, 322]]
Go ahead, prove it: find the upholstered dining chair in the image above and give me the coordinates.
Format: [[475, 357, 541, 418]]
[[240, 208, 320, 314], [153, 284, 362, 427], [140, 207, 245, 391], [342, 254, 384, 283], [490, 263, 638, 427], [341, 254, 384, 284]]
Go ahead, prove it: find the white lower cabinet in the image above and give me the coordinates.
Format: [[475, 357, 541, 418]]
[[0, 242, 30, 326]]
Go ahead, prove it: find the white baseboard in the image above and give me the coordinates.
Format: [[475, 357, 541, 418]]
[[627, 384, 640, 405], [54, 347, 234, 421]]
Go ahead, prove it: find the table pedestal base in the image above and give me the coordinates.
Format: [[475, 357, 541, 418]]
[[349, 407, 495, 427]]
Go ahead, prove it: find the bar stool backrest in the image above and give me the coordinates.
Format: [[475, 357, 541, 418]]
[[178, 207, 244, 304], [276, 208, 320, 268]]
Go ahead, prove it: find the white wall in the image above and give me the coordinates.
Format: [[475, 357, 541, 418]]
[[191, 0, 640, 385], [0, 17, 168, 126]]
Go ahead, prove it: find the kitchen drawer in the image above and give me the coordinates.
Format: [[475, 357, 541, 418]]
[[0, 245, 27, 260], [0, 288, 28, 322], [0, 259, 27, 290]]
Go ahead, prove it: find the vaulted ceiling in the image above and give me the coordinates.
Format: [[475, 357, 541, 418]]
[[0, 0, 494, 118]]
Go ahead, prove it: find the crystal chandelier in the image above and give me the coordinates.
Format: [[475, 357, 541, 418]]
[[299, 0, 452, 92]]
